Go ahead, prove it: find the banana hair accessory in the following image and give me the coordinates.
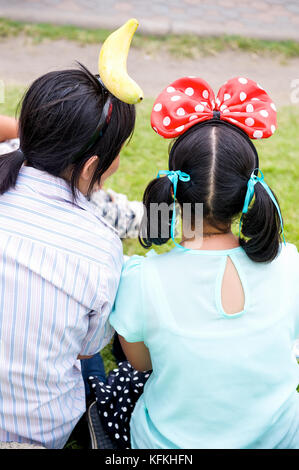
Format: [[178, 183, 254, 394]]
[[72, 19, 143, 161], [72, 75, 113, 163], [98, 18, 144, 104], [151, 76, 277, 139]]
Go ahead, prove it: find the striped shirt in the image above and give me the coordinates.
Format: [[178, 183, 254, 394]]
[[0, 166, 123, 448]]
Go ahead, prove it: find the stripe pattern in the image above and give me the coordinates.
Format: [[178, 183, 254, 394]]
[[0, 167, 123, 448]]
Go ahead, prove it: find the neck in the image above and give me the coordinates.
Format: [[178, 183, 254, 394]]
[[180, 223, 240, 250]]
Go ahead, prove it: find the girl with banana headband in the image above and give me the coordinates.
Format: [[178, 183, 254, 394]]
[[88, 76, 299, 449], [0, 63, 136, 448]]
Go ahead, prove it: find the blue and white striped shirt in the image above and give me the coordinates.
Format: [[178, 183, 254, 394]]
[[0, 166, 123, 448]]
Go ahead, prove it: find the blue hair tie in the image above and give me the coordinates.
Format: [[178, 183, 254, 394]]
[[157, 170, 191, 249], [157, 168, 286, 249], [239, 169, 286, 245]]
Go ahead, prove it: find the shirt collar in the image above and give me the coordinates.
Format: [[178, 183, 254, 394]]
[[18, 165, 94, 212], [17, 166, 119, 235]]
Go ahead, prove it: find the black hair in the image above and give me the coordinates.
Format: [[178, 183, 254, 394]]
[[0, 63, 135, 199], [140, 120, 283, 263]]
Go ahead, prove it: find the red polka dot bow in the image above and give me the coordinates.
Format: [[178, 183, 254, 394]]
[[151, 76, 277, 139]]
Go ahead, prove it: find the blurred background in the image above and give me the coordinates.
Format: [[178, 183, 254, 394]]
[[1, 0, 299, 103]]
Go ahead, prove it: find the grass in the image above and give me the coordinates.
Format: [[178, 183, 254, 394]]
[[1, 87, 298, 447], [1, 17, 299, 59]]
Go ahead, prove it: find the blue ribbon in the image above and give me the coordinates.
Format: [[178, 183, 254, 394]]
[[157, 170, 191, 248], [239, 169, 286, 244], [157, 168, 286, 248]]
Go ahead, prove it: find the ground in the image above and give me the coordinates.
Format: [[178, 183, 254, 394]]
[[1, 35, 299, 107], [1, 0, 299, 40]]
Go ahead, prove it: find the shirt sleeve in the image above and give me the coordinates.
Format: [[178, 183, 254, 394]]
[[79, 235, 123, 356], [109, 255, 144, 343], [79, 305, 115, 356]]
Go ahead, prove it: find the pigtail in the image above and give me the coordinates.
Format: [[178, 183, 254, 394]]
[[139, 176, 174, 248], [0, 150, 25, 195], [239, 182, 282, 263]]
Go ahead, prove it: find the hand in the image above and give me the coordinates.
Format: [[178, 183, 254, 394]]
[[0, 115, 18, 142]]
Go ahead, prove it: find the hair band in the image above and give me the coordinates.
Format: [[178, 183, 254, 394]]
[[72, 75, 113, 163]]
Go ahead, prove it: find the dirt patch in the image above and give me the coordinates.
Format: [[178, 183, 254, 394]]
[[1, 36, 299, 106]]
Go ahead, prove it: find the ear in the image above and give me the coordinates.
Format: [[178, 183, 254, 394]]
[[80, 155, 99, 182]]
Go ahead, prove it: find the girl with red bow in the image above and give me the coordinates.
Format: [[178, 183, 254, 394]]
[[89, 77, 299, 449]]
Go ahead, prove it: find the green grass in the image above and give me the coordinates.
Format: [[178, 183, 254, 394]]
[[1, 17, 299, 59]]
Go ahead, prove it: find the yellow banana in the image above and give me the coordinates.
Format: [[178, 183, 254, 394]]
[[98, 18, 144, 105]]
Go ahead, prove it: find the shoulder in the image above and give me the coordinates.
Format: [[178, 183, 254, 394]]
[[86, 207, 124, 268], [124, 249, 158, 268], [269, 242, 299, 284], [122, 250, 158, 274], [87, 200, 121, 243], [283, 242, 299, 255], [277, 242, 299, 265]]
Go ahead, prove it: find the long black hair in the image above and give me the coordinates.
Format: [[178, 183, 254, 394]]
[[0, 63, 135, 198], [140, 120, 283, 263]]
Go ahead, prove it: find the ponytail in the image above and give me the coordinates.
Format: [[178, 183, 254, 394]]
[[139, 176, 174, 248], [239, 182, 282, 263], [0, 150, 25, 195]]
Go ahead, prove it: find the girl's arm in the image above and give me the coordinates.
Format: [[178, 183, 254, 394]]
[[0, 115, 18, 142], [118, 334, 152, 372]]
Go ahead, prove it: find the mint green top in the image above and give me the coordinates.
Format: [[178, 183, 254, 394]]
[[109, 243, 299, 449]]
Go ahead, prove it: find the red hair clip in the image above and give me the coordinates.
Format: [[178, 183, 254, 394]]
[[151, 76, 277, 140]]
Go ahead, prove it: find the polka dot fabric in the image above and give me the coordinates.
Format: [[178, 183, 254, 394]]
[[151, 76, 277, 140], [88, 361, 151, 449]]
